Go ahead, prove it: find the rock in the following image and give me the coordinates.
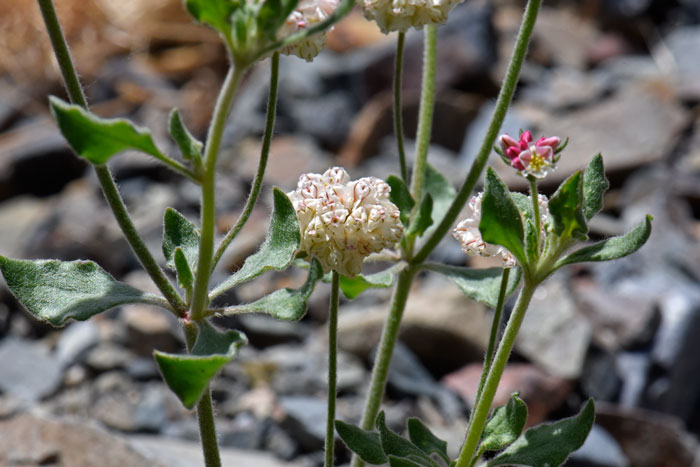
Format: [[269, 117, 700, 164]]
[[0, 337, 63, 402], [264, 422, 299, 460], [0, 413, 155, 467], [125, 357, 161, 381], [529, 7, 601, 69], [122, 305, 182, 356], [287, 91, 355, 150], [515, 278, 592, 379], [222, 387, 282, 420], [130, 434, 306, 467], [234, 314, 309, 348], [279, 395, 327, 450], [580, 348, 622, 402], [85, 342, 134, 372], [520, 67, 612, 110], [567, 424, 630, 467], [595, 404, 698, 467], [615, 352, 651, 407], [660, 26, 700, 100], [338, 279, 491, 376], [219, 412, 268, 450], [0, 196, 51, 258], [54, 321, 100, 367], [442, 363, 571, 426], [386, 342, 463, 420]]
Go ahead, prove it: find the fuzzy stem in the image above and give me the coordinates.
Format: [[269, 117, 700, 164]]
[[212, 53, 280, 270], [393, 32, 408, 182], [411, 0, 542, 265], [473, 267, 511, 407], [528, 175, 541, 256], [37, 0, 186, 316], [184, 322, 222, 467], [325, 271, 340, 467], [351, 267, 415, 467], [409, 24, 437, 204], [190, 65, 246, 321], [455, 280, 537, 467]]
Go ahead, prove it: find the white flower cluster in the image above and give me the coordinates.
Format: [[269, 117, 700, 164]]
[[453, 193, 550, 268], [360, 0, 461, 33], [287, 167, 404, 277], [278, 0, 339, 61]]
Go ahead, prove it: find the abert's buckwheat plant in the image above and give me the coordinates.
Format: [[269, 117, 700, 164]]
[[0, 1, 652, 466]]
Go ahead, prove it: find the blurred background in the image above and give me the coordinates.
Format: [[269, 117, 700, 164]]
[[0, 0, 699, 465]]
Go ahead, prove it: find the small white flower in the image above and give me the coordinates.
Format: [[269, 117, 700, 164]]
[[288, 167, 404, 277], [452, 193, 550, 268], [360, 0, 461, 34], [278, 0, 339, 61]]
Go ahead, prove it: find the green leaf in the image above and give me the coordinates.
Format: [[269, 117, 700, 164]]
[[420, 264, 520, 309], [185, 0, 239, 37], [155, 321, 247, 409], [407, 418, 450, 463], [389, 457, 427, 467], [487, 399, 595, 467], [210, 188, 300, 299], [220, 258, 322, 320], [49, 96, 168, 166], [480, 168, 525, 264], [582, 154, 609, 221], [376, 412, 434, 467], [339, 264, 401, 300], [335, 420, 388, 465], [0, 257, 162, 327], [162, 208, 200, 272], [556, 215, 652, 268], [510, 193, 543, 262], [423, 164, 456, 234], [387, 175, 414, 226], [406, 194, 434, 238], [481, 393, 528, 451], [174, 248, 194, 291], [548, 171, 587, 240], [257, 0, 299, 39], [169, 108, 203, 164]]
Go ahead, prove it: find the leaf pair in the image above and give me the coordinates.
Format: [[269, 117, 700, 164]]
[[336, 396, 595, 467], [480, 155, 651, 274]]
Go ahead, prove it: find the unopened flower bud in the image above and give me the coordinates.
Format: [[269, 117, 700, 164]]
[[498, 131, 562, 179], [288, 167, 404, 277]]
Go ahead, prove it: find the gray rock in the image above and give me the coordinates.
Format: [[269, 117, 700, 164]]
[[54, 321, 100, 367], [0, 337, 63, 401], [567, 424, 629, 467], [521, 67, 612, 110], [235, 313, 309, 348], [122, 305, 182, 356], [581, 349, 621, 402], [615, 352, 651, 407], [93, 380, 176, 433], [660, 26, 700, 100], [219, 412, 268, 450], [125, 357, 161, 381], [516, 278, 592, 379], [265, 422, 299, 460], [279, 395, 327, 450], [288, 91, 355, 149], [85, 342, 133, 372]]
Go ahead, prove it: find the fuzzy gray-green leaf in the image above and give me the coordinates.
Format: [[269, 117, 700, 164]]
[[406, 194, 433, 238], [49, 96, 166, 165], [487, 399, 595, 467], [335, 420, 388, 465], [407, 418, 449, 463], [548, 171, 587, 240], [556, 215, 652, 268], [376, 412, 434, 467], [174, 248, 194, 291], [582, 154, 609, 221], [163, 208, 200, 272], [210, 188, 300, 299], [481, 393, 528, 451], [0, 257, 163, 327], [422, 164, 456, 237], [339, 264, 401, 299], [420, 264, 520, 309], [387, 175, 414, 226], [480, 168, 525, 264], [169, 108, 203, 163], [185, 0, 239, 37]]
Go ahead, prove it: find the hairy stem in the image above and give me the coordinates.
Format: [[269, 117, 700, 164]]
[[351, 267, 415, 467], [411, 0, 543, 265], [529, 175, 541, 256], [393, 32, 408, 183], [325, 271, 340, 467], [37, 0, 186, 316], [409, 24, 437, 205], [190, 66, 246, 321], [212, 53, 280, 270], [184, 322, 222, 467], [455, 280, 537, 467]]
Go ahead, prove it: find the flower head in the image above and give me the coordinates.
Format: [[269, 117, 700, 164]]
[[278, 0, 339, 61], [360, 0, 461, 34], [288, 167, 403, 277], [453, 192, 550, 267], [498, 131, 563, 179]]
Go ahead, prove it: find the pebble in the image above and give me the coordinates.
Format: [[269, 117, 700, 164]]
[[0, 337, 63, 402]]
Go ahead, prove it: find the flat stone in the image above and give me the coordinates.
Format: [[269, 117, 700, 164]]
[[54, 321, 100, 367], [568, 424, 630, 467], [279, 395, 327, 450], [0, 337, 63, 402], [0, 196, 51, 258], [660, 26, 700, 100], [122, 305, 181, 356], [516, 278, 591, 379]]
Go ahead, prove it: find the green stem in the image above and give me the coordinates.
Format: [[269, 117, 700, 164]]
[[528, 175, 541, 256], [473, 267, 511, 408], [411, 0, 542, 265], [409, 24, 437, 204], [212, 53, 279, 270], [184, 322, 222, 467], [351, 267, 415, 467], [37, 0, 186, 316], [325, 271, 340, 467], [190, 65, 246, 321], [393, 32, 408, 183], [455, 280, 537, 467]]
